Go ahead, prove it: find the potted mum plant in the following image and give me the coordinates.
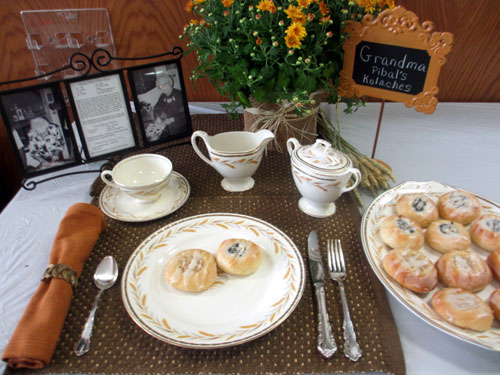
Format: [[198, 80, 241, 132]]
[[182, 0, 396, 202]]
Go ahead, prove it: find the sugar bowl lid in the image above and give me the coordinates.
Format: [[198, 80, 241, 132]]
[[288, 138, 351, 174]]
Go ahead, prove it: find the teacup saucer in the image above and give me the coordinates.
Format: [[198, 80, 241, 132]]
[[99, 171, 190, 222]]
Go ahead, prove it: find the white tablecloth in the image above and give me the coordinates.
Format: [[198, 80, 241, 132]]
[[1, 102, 499, 374]]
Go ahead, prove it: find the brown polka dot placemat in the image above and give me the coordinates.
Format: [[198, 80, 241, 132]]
[[6, 115, 405, 375]]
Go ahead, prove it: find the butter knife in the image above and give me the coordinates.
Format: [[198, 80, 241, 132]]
[[308, 230, 337, 358]]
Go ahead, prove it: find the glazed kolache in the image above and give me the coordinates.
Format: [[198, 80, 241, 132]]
[[164, 239, 263, 293]]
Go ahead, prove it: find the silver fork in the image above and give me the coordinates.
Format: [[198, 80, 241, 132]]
[[327, 239, 362, 361]]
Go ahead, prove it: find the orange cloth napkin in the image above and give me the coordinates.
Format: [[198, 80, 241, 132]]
[[2, 203, 107, 369]]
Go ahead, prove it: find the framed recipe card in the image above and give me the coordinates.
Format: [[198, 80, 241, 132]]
[[65, 72, 138, 160], [0, 82, 80, 177], [128, 59, 192, 146]]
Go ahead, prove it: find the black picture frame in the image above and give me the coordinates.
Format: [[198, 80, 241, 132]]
[[65, 71, 139, 161], [128, 58, 192, 146], [0, 82, 80, 178]]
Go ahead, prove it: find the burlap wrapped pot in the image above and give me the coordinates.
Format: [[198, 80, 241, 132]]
[[243, 95, 321, 153]]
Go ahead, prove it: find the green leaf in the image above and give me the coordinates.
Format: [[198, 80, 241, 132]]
[[237, 91, 250, 107]]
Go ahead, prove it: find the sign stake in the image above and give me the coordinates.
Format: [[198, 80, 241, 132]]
[[371, 100, 385, 159]]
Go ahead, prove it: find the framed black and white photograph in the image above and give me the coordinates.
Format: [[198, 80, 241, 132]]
[[65, 71, 139, 160], [0, 82, 80, 177], [128, 59, 192, 145]]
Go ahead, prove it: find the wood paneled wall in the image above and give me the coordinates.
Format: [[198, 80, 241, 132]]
[[0, 0, 499, 206]]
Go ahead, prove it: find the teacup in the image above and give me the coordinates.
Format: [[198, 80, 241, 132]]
[[287, 138, 361, 217], [100, 154, 172, 202], [191, 130, 274, 192]]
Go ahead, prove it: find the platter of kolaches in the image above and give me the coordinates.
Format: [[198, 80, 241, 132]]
[[361, 181, 500, 351]]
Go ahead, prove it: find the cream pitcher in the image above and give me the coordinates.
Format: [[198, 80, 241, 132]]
[[287, 138, 361, 217], [191, 130, 274, 192]]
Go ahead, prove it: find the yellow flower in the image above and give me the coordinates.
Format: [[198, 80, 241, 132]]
[[285, 34, 302, 49], [284, 5, 307, 24], [257, 0, 277, 13], [377, 0, 395, 9], [365, 2, 376, 13], [222, 0, 234, 7], [286, 21, 307, 41], [190, 19, 199, 25], [297, 0, 312, 7], [356, 0, 372, 8], [194, 0, 206, 4]]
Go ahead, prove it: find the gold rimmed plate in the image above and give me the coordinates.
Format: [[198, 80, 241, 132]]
[[361, 181, 500, 351], [121, 213, 305, 348]]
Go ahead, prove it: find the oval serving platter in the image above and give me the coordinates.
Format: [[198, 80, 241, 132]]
[[361, 180, 500, 351], [121, 213, 305, 348]]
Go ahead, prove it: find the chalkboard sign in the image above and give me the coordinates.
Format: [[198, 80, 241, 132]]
[[352, 41, 430, 96], [338, 6, 453, 114]]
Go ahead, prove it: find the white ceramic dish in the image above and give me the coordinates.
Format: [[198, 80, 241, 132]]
[[99, 171, 190, 222], [361, 181, 500, 351], [121, 213, 306, 348]]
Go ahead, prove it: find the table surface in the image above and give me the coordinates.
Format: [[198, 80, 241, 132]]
[[1, 102, 499, 374]]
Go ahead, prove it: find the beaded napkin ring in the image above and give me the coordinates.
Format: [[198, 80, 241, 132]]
[[42, 264, 78, 290]]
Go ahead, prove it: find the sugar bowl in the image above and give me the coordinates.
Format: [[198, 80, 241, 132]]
[[287, 138, 361, 218]]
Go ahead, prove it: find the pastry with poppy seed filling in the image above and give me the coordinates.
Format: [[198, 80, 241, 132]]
[[470, 214, 500, 252], [379, 215, 424, 250], [425, 220, 471, 253], [216, 239, 262, 275], [396, 193, 439, 228]]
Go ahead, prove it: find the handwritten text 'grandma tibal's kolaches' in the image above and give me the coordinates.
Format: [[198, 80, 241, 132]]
[[356, 43, 429, 94]]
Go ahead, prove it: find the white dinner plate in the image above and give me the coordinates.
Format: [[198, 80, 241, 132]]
[[99, 171, 190, 222], [361, 181, 500, 351], [121, 213, 305, 348]]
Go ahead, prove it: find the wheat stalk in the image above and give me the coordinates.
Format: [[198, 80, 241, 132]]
[[317, 104, 395, 206]]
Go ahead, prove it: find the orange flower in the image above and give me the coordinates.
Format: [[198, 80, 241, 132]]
[[356, 0, 374, 9], [320, 15, 331, 24], [189, 19, 199, 25], [384, 0, 395, 8], [285, 34, 302, 49], [257, 0, 277, 13], [185, 0, 193, 12], [319, 1, 329, 16], [256, 37, 263, 45], [222, 0, 234, 7], [194, 0, 206, 4], [297, 0, 312, 7], [285, 5, 307, 24]]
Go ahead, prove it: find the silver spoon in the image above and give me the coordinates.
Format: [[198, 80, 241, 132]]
[[74, 255, 118, 356]]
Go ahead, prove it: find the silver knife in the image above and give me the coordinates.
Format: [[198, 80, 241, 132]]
[[308, 230, 337, 358]]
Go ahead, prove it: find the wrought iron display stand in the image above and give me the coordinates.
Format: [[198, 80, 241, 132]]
[[0, 47, 185, 190]]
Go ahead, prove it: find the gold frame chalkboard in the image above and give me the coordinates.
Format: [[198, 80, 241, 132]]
[[339, 6, 453, 114]]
